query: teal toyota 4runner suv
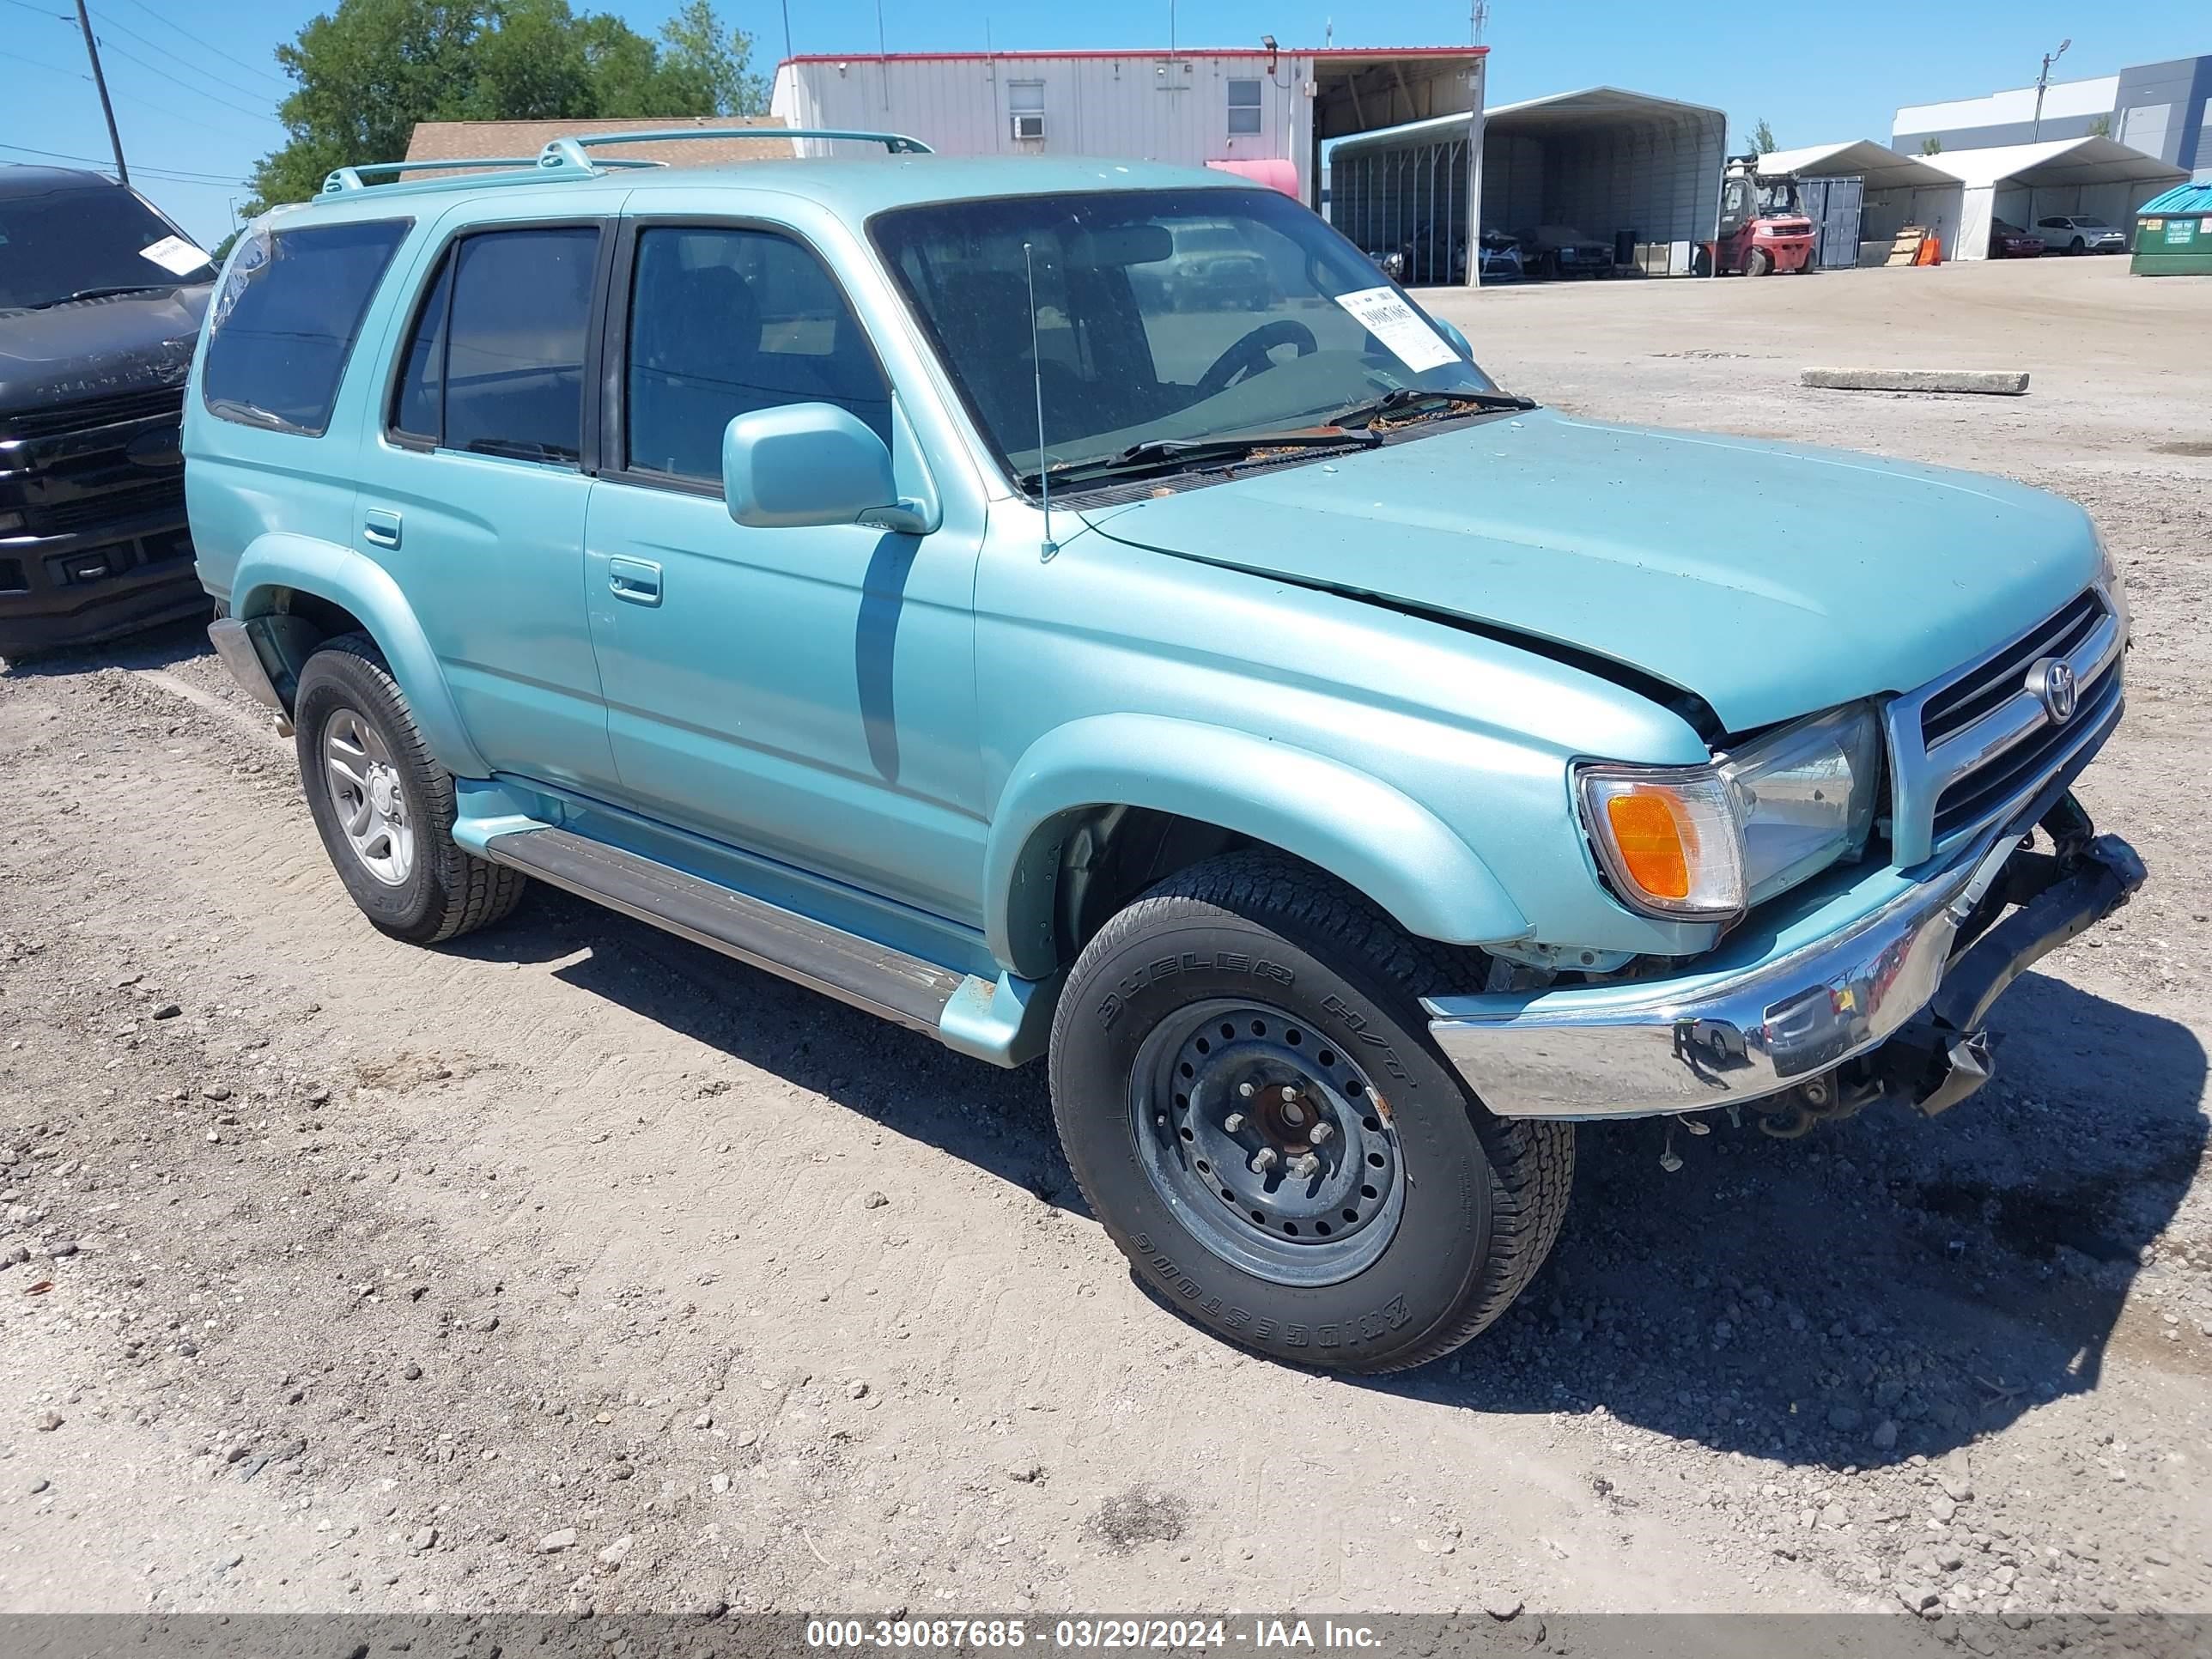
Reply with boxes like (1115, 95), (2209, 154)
(185, 131), (2142, 1373)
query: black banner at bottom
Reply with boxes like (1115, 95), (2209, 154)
(0, 1613), (2203, 1659)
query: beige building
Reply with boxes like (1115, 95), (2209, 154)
(402, 114), (789, 177)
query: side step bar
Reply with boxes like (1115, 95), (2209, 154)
(477, 824), (1054, 1065)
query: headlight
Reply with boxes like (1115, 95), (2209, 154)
(1718, 702), (1881, 905)
(1577, 702), (1881, 921)
(2094, 528), (2129, 635)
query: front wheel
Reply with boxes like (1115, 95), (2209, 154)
(1746, 246), (1774, 276)
(1048, 852), (1574, 1373)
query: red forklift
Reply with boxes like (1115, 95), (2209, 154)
(1696, 155), (1818, 276)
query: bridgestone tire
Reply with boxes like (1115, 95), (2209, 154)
(1048, 851), (1574, 1373)
(294, 632), (527, 945)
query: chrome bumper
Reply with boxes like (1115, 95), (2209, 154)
(1425, 805), (2143, 1121)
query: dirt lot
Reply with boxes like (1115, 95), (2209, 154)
(2, 256), (2207, 1628)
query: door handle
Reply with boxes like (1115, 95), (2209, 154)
(607, 556), (663, 606)
(362, 507), (402, 550)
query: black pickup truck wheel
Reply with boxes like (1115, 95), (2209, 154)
(294, 632), (526, 945)
(1049, 850), (1574, 1373)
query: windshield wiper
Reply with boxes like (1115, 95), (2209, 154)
(24, 283), (178, 310)
(1018, 427), (1380, 490)
(1329, 386), (1537, 429)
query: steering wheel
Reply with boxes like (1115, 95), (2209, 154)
(1193, 320), (1317, 401)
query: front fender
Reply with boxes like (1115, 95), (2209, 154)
(985, 714), (1528, 976)
(230, 532), (489, 778)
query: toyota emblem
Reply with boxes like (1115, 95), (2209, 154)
(2026, 657), (2077, 725)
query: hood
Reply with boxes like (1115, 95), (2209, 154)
(0, 284), (211, 416)
(1082, 409), (2101, 733)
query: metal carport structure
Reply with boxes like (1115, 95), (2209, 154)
(1328, 86), (1727, 285)
(1920, 137), (2186, 262)
(1760, 140), (1961, 266)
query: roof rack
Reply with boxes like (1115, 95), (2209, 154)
(319, 156), (551, 196)
(538, 126), (933, 168)
(318, 126), (932, 199)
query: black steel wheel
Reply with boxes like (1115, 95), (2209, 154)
(1049, 851), (1575, 1373)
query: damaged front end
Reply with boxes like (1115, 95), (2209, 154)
(1423, 793), (2144, 1128)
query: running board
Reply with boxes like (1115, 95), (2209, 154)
(477, 824), (1054, 1066)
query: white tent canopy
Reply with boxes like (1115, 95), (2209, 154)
(1760, 140), (1952, 193)
(1759, 139), (1963, 263)
(1919, 137), (2185, 259)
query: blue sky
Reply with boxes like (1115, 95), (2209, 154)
(2, 0), (2203, 246)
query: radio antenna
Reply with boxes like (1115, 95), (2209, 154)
(1023, 240), (1057, 559)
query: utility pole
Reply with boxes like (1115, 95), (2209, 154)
(779, 0), (791, 62)
(2032, 38), (2071, 142)
(73, 0), (127, 185)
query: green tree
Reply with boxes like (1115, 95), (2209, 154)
(1749, 117), (1778, 154)
(248, 0), (481, 211)
(1919, 135), (1943, 155)
(246, 0), (766, 214)
(470, 0), (597, 120)
(2087, 112), (2112, 138)
(650, 0), (768, 116)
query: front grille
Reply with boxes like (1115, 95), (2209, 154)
(0, 386), (183, 445)
(1931, 666), (2121, 842)
(1901, 586), (2121, 852)
(0, 384), (186, 544)
(1921, 589), (2105, 747)
(30, 477), (182, 535)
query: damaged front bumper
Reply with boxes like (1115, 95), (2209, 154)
(1423, 796), (2143, 1121)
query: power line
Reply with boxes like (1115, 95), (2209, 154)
(2, 45), (92, 81)
(106, 0), (289, 90)
(0, 139), (243, 185)
(86, 5), (283, 104)
(95, 37), (283, 125)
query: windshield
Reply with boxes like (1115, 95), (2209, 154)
(871, 188), (1502, 485)
(0, 177), (214, 310)
(1756, 181), (1802, 216)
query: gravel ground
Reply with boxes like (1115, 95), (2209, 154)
(1, 255), (2206, 1633)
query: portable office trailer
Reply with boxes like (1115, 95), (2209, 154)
(769, 47), (1486, 216)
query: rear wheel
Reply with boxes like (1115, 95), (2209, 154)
(1747, 246), (1774, 276)
(1048, 851), (1574, 1373)
(294, 632), (527, 945)
(2069, 237), (2086, 255)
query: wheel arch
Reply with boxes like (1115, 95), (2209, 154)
(984, 714), (1527, 979)
(228, 532), (489, 777)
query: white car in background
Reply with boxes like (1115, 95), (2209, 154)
(2035, 215), (2129, 255)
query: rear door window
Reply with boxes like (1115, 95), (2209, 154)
(441, 227), (599, 465)
(200, 219), (411, 436)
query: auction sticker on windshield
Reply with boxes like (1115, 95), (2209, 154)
(1333, 286), (1456, 374)
(139, 235), (209, 276)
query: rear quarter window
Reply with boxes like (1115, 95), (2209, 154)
(200, 218), (411, 437)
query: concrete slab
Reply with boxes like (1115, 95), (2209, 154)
(1800, 368), (2031, 395)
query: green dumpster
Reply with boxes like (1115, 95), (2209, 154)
(2133, 182), (2212, 276)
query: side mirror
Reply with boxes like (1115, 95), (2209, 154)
(721, 403), (930, 534)
(1433, 318), (1473, 358)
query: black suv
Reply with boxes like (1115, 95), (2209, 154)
(0, 166), (217, 658)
